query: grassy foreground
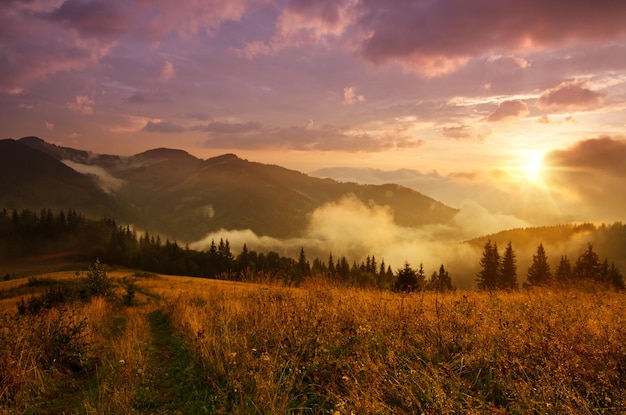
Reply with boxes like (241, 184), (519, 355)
(1, 271), (625, 414)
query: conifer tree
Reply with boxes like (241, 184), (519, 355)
(395, 262), (418, 292)
(554, 255), (572, 284)
(527, 243), (551, 286)
(416, 263), (426, 291)
(327, 253), (336, 277)
(428, 264), (454, 291)
(297, 247), (310, 280)
(573, 244), (601, 281)
(607, 262), (625, 290)
(476, 240), (500, 290)
(500, 241), (518, 289)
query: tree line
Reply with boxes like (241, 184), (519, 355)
(476, 240), (624, 290)
(1, 208), (624, 291)
(103, 226), (454, 291)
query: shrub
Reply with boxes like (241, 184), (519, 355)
(83, 259), (113, 298)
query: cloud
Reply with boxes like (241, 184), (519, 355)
(62, 159), (126, 194)
(274, 0), (356, 47)
(343, 86), (365, 105)
(66, 95), (95, 115)
(0, 2), (116, 92)
(156, 61), (175, 82)
(127, 90), (171, 104)
(538, 80), (605, 111)
(487, 100), (529, 122)
(186, 112), (212, 121)
(194, 121), (263, 134)
(0, 0), (262, 92)
(441, 125), (490, 141)
(142, 120), (186, 133)
(47, 0), (132, 38)
(543, 136), (626, 222)
(546, 136), (626, 177)
(234, 0), (356, 59)
(353, 1), (626, 77)
(201, 123), (424, 152)
(189, 195), (534, 289)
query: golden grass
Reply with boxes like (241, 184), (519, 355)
(1, 272), (625, 414)
(160, 277), (626, 414)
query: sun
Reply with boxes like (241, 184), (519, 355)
(522, 151), (545, 181)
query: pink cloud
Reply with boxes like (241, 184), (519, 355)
(201, 122), (423, 152)
(538, 80), (605, 111)
(236, 0), (356, 57)
(132, 0), (266, 41)
(487, 100), (529, 122)
(343, 86), (365, 105)
(442, 125), (490, 141)
(274, 0), (356, 47)
(143, 120), (186, 133)
(156, 61), (176, 83)
(66, 95), (96, 115)
(354, 1), (626, 76)
(0, 0), (262, 92)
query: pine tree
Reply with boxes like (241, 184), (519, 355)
(476, 240), (500, 290)
(297, 247), (310, 280)
(327, 253), (336, 277)
(395, 262), (418, 292)
(573, 244), (601, 281)
(429, 264), (454, 291)
(554, 255), (572, 284)
(500, 242), (518, 289)
(607, 262), (625, 290)
(416, 263), (426, 291)
(527, 243), (551, 286)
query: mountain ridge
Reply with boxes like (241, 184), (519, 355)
(1, 137), (458, 242)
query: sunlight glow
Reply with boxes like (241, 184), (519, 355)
(522, 151), (545, 181)
(518, 151), (545, 184)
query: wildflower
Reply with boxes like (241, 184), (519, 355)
(119, 359), (126, 365)
(196, 328), (205, 339)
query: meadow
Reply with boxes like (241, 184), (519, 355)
(1, 267), (625, 414)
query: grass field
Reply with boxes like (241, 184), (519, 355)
(1, 267), (625, 414)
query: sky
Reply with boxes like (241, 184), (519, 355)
(2, 0), (626, 230)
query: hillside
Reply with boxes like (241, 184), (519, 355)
(467, 222), (626, 274)
(0, 139), (121, 218)
(1, 270), (624, 413)
(0, 137), (458, 242)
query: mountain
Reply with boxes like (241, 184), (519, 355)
(1, 137), (458, 242)
(0, 139), (121, 217)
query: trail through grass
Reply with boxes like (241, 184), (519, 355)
(3, 272), (626, 414)
(131, 308), (216, 414)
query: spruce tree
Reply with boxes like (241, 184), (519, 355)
(573, 244), (601, 281)
(554, 255), (572, 284)
(429, 264), (454, 291)
(395, 262), (418, 292)
(527, 243), (551, 286)
(607, 262), (625, 290)
(500, 241), (518, 289)
(476, 240), (500, 290)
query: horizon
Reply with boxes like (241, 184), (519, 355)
(1, 1), (626, 231)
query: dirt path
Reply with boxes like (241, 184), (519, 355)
(132, 308), (216, 414)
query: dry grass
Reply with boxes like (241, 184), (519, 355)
(162, 277), (626, 414)
(1, 272), (625, 414)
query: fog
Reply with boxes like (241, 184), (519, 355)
(190, 195), (534, 289)
(62, 160), (126, 194)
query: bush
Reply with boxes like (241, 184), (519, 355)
(83, 259), (113, 298)
(34, 309), (88, 372)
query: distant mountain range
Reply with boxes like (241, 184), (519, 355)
(0, 137), (458, 242)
